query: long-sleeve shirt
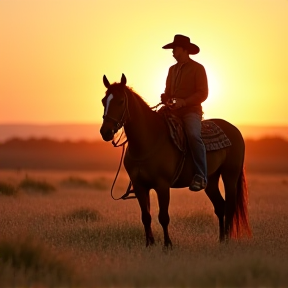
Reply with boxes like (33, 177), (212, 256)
(164, 58), (208, 116)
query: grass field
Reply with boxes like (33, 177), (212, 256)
(0, 170), (288, 287)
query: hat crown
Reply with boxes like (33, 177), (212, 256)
(173, 34), (191, 47)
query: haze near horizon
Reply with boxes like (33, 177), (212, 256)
(0, 123), (287, 142)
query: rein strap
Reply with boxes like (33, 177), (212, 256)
(110, 141), (136, 201)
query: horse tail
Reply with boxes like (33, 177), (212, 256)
(230, 166), (252, 238)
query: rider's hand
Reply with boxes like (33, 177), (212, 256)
(161, 93), (169, 104)
(169, 98), (186, 109)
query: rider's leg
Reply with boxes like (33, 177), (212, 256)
(182, 112), (207, 191)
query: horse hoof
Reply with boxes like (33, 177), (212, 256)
(146, 238), (155, 247)
(163, 241), (173, 251)
(219, 237), (229, 244)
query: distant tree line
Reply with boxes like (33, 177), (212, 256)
(1, 137), (288, 173)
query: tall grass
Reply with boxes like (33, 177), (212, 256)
(0, 171), (288, 287)
(0, 181), (18, 196)
(60, 175), (109, 190)
(60, 175), (91, 189)
(19, 176), (56, 194)
(63, 207), (103, 222)
(0, 237), (77, 286)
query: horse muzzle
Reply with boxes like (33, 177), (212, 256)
(100, 124), (117, 142)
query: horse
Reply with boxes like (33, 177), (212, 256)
(100, 74), (251, 248)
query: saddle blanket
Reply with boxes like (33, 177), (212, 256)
(159, 108), (232, 152)
(201, 121), (232, 151)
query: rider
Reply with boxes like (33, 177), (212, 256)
(161, 34), (208, 191)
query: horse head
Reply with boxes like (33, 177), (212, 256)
(100, 74), (129, 141)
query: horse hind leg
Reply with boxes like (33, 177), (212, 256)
(221, 168), (239, 241)
(205, 170), (225, 242)
(135, 186), (155, 247)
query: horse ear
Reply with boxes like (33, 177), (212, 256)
(120, 73), (127, 86)
(103, 75), (110, 88)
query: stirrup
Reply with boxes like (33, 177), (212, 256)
(189, 175), (207, 192)
(121, 189), (137, 200)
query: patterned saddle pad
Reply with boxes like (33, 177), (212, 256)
(159, 108), (232, 153)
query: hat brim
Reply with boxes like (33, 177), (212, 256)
(162, 42), (200, 55)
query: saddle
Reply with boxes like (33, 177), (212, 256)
(158, 107), (232, 153)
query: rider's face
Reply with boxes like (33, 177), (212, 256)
(172, 46), (185, 62)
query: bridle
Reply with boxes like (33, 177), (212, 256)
(102, 89), (130, 131)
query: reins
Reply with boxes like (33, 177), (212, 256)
(150, 102), (162, 110)
(108, 90), (136, 200)
(110, 139), (136, 200)
(109, 100), (163, 201)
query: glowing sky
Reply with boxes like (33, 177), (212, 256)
(1, 0), (288, 125)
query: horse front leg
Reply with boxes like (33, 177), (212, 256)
(135, 187), (155, 247)
(156, 187), (172, 248)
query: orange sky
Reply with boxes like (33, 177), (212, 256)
(1, 0), (288, 126)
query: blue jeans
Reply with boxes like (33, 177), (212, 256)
(182, 112), (207, 182)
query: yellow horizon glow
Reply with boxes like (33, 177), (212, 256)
(1, 0), (288, 126)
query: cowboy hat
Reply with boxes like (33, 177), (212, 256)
(162, 34), (200, 55)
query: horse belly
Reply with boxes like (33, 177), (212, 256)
(124, 150), (178, 189)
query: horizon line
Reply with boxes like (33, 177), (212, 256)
(1, 122), (288, 127)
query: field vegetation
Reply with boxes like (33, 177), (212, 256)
(0, 170), (288, 287)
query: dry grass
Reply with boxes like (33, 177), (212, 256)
(18, 175), (56, 194)
(60, 175), (109, 190)
(63, 207), (103, 223)
(0, 170), (288, 287)
(0, 181), (18, 196)
(0, 237), (76, 286)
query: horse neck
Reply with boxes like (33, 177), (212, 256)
(124, 91), (163, 155)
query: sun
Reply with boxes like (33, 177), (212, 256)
(201, 64), (225, 120)
(206, 67), (222, 103)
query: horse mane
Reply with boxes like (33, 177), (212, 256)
(125, 85), (151, 108)
(107, 82), (152, 109)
